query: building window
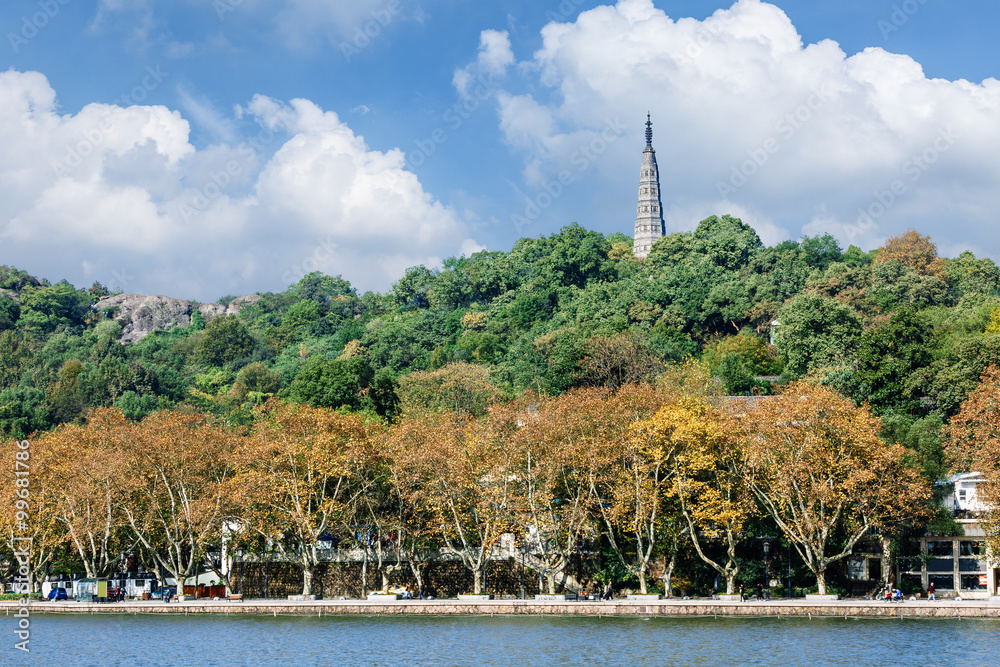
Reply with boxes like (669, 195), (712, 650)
(960, 541), (983, 557)
(927, 541), (953, 557)
(961, 574), (988, 591)
(929, 575), (954, 591)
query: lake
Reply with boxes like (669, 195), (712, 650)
(10, 614), (1000, 666)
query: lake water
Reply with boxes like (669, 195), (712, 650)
(10, 614), (1000, 666)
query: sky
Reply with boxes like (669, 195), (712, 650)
(0, 0), (997, 301)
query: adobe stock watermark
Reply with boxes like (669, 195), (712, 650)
(214, 0), (244, 20)
(179, 125), (276, 223)
(856, 126), (958, 228)
(717, 83), (835, 199)
(8, 0), (71, 54)
(879, 0), (931, 40)
(510, 117), (627, 234)
(406, 72), (499, 170)
(339, 0), (402, 63)
(51, 66), (169, 177)
(12, 439), (32, 653)
(684, 9), (737, 60)
(283, 235), (340, 287)
(107, 267), (136, 294)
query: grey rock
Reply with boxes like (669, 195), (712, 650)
(95, 292), (260, 343)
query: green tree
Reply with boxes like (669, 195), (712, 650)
(288, 355), (382, 412)
(854, 307), (936, 414)
(18, 281), (94, 333)
(776, 293), (863, 378)
(194, 315), (255, 367)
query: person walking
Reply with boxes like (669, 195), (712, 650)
(739, 583), (747, 602)
(602, 582), (613, 601)
(928, 582), (936, 601)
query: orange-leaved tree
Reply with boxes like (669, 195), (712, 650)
(738, 382), (928, 595)
(502, 389), (606, 594)
(117, 409), (237, 599)
(42, 409), (132, 578)
(0, 435), (65, 593)
(589, 383), (670, 594)
(945, 365), (1000, 554)
(237, 400), (374, 596)
(399, 410), (515, 594)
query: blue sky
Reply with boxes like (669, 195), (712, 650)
(0, 0), (997, 300)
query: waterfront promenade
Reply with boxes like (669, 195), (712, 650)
(7, 597), (1000, 619)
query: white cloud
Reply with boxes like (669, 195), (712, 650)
(474, 0), (1000, 256)
(454, 30), (514, 98)
(0, 71), (480, 300)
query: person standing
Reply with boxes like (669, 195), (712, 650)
(739, 583), (747, 602)
(928, 582), (936, 601)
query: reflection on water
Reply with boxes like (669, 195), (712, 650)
(13, 614), (1000, 666)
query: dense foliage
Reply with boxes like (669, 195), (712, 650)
(2, 220), (998, 595)
(3, 222), (998, 439)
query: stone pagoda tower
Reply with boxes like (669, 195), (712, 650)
(633, 113), (666, 258)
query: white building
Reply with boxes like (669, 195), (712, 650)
(902, 473), (998, 599)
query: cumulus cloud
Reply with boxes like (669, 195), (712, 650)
(475, 0), (1000, 254)
(0, 70), (480, 300)
(453, 30), (514, 99)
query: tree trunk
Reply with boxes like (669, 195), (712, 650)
(546, 571), (556, 595)
(726, 572), (737, 595)
(361, 558), (368, 597)
(406, 556), (424, 597)
(302, 564), (314, 596)
(638, 563), (648, 594)
(880, 535), (892, 586)
(816, 568), (827, 596)
(472, 568), (483, 594)
(663, 549), (677, 598)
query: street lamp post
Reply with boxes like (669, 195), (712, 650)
(763, 542), (770, 601)
(787, 542), (792, 599)
(520, 545), (525, 600)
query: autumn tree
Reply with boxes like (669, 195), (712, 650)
(396, 362), (502, 417)
(589, 384), (670, 594)
(637, 397), (754, 595)
(737, 382), (930, 594)
(399, 411), (515, 594)
(945, 365), (1000, 554)
(874, 229), (946, 279)
(0, 436), (66, 593)
(117, 409), (237, 599)
(41, 409), (132, 578)
(378, 423), (442, 596)
(501, 390), (606, 594)
(577, 331), (665, 389)
(237, 400), (373, 596)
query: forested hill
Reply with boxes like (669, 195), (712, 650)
(3, 215), (1000, 465)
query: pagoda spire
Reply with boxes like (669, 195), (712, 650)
(633, 113), (665, 258)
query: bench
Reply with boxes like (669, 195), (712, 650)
(227, 594), (244, 602)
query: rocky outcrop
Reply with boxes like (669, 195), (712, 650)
(95, 293), (261, 343)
